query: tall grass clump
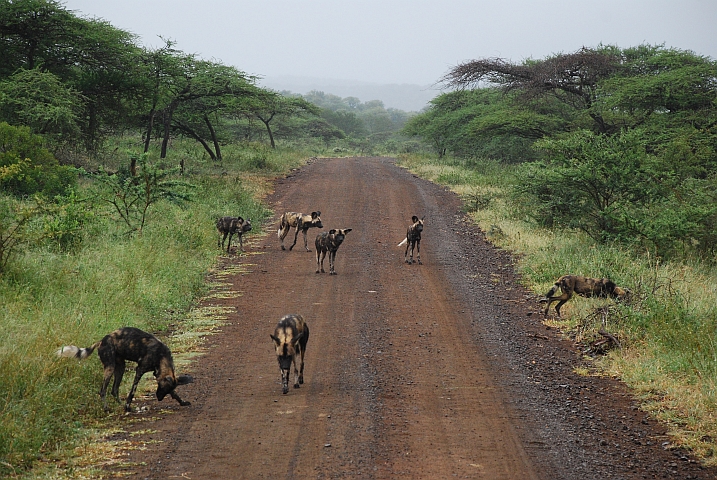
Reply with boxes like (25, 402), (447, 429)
(0, 141), (308, 477)
(398, 152), (717, 465)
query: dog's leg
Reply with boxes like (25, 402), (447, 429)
(238, 233), (244, 252)
(416, 239), (422, 265)
(124, 368), (148, 412)
(279, 222), (288, 250)
(318, 250), (327, 273)
(169, 390), (191, 406)
(405, 241), (411, 264)
(110, 359), (126, 402)
(298, 345), (305, 385)
(227, 231), (234, 253)
(100, 365), (115, 410)
(544, 292), (572, 316)
(329, 249), (337, 275)
(289, 224), (300, 251)
(293, 353), (300, 389)
(302, 228), (311, 251)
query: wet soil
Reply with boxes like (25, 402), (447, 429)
(113, 157), (717, 479)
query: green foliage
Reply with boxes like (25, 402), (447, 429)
(0, 194), (40, 272)
(92, 154), (195, 233)
(407, 44), (717, 262)
(0, 68), (83, 139)
(0, 139), (306, 476)
(0, 122), (77, 197)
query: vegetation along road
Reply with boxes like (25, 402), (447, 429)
(112, 157), (717, 479)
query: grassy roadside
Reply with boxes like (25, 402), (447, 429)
(0, 142), (315, 478)
(397, 153), (717, 464)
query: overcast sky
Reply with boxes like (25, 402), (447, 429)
(62, 0), (717, 87)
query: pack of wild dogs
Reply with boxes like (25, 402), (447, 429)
(55, 210), (424, 408)
(56, 203), (631, 409)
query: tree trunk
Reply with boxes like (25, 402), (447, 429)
(173, 121), (217, 161)
(258, 114), (276, 149)
(204, 115), (222, 161)
(144, 108), (156, 153)
(161, 101), (180, 159)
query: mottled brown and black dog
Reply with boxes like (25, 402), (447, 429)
(315, 228), (352, 275)
(398, 216), (424, 264)
(277, 211), (323, 251)
(540, 275), (630, 317)
(216, 216), (252, 253)
(270, 314), (309, 394)
(57, 327), (193, 412)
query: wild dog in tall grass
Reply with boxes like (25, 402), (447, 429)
(315, 228), (351, 275)
(540, 275), (631, 317)
(278, 211), (323, 251)
(57, 327), (193, 412)
(398, 216), (424, 264)
(270, 314), (309, 394)
(216, 216), (252, 253)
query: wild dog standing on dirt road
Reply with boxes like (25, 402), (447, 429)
(216, 216), (252, 253)
(398, 216), (424, 264)
(540, 274), (631, 317)
(270, 314), (309, 394)
(57, 327), (193, 412)
(315, 228), (352, 275)
(277, 211), (323, 251)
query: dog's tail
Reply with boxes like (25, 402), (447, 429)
(397, 237), (407, 247)
(57, 341), (101, 360)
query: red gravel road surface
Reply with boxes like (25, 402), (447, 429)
(116, 157), (717, 479)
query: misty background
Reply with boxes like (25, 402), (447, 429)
(60, 0), (717, 112)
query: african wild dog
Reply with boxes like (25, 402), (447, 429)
(216, 216), (252, 253)
(278, 211), (323, 251)
(540, 275), (631, 317)
(315, 228), (352, 275)
(270, 314), (309, 394)
(398, 216), (424, 264)
(57, 327), (193, 412)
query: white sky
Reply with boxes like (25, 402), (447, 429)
(61, 0), (717, 86)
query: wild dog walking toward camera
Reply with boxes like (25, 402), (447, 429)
(398, 215), (424, 264)
(315, 228), (352, 275)
(270, 314), (309, 394)
(57, 327), (193, 412)
(277, 211), (323, 251)
(216, 216), (252, 253)
(540, 274), (631, 317)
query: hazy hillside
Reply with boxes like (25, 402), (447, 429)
(259, 76), (441, 112)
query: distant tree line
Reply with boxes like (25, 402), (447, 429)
(404, 45), (717, 260)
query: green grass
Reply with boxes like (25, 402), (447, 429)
(0, 141), (311, 477)
(398, 152), (717, 465)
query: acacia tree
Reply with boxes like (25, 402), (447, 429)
(171, 79), (261, 161)
(244, 92), (320, 148)
(443, 47), (622, 134)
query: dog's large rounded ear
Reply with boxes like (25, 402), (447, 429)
(291, 332), (304, 345)
(312, 211), (320, 218)
(270, 334), (281, 345)
(176, 375), (193, 385)
(344, 229), (352, 233)
(329, 229), (336, 235)
(237, 216), (244, 222)
(412, 215), (419, 223)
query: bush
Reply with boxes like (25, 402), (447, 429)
(0, 122), (77, 197)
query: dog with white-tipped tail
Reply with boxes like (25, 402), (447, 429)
(398, 216), (424, 264)
(57, 327), (193, 412)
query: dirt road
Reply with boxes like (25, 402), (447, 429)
(118, 157), (716, 479)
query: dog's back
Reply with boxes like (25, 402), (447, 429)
(270, 314), (310, 394)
